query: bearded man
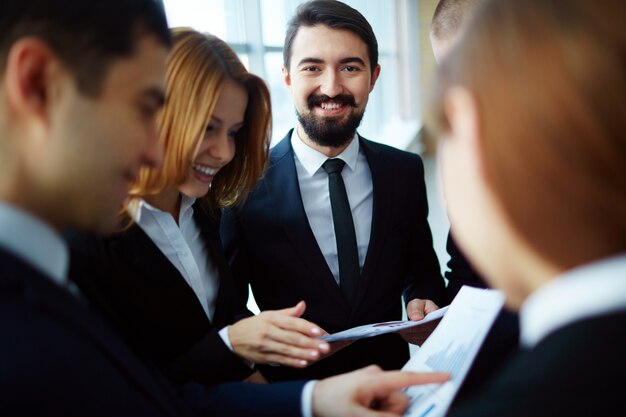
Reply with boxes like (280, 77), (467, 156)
(220, 0), (446, 382)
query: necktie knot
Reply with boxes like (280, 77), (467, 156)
(322, 158), (346, 175)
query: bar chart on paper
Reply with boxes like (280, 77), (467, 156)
(401, 286), (504, 417)
(425, 339), (480, 379)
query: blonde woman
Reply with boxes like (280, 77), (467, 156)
(67, 28), (329, 386)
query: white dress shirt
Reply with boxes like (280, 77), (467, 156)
(520, 253), (626, 348)
(0, 203), (68, 286)
(291, 130), (373, 284)
(134, 195), (219, 322)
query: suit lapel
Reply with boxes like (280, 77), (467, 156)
(0, 250), (180, 415)
(352, 137), (394, 312)
(192, 203), (237, 327)
(118, 224), (210, 325)
(270, 134), (350, 313)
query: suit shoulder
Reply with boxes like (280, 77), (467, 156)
(361, 137), (424, 166)
(268, 132), (293, 160)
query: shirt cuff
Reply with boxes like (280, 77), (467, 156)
(301, 380), (317, 417)
(219, 326), (255, 369)
(218, 326), (233, 351)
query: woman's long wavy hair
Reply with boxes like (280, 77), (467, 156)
(126, 27), (271, 215)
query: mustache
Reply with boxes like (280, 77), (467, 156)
(307, 94), (357, 109)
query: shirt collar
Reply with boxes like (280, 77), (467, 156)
(180, 194), (196, 214)
(0, 203), (69, 286)
(290, 128), (360, 177)
(135, 195), (197, 223)
(520, 253), (626, 348)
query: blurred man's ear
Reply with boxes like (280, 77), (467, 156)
(430, 34), (446, 65)
(282, 66), (291, 90)
(444, 86), (482, 167)
(369, 64), (381, 92)
(4, 38), (63, 126)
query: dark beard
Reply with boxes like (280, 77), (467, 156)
(296, 94), (365, 148)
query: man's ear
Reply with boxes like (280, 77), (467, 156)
(443, 86), (482, 165)
(369, 64), (381, 92)
(4, 38), (62, 125)
(282, 66), (291, 90)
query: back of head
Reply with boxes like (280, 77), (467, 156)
(0, 0), (170, 96)
(132, 28), (271, 210)
(431, 0), (481, 43)
(433, 0), (626, 268)
(283, 0), (378, 72)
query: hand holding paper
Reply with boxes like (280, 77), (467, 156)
(401, 287), (504, 417)
(321, 306), (449, 343)
(406, 298), (440, 321)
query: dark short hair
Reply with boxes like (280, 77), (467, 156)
(283, 0), (378, 72)
(431, 0), (481, 41)
(0, 0), (171, 97)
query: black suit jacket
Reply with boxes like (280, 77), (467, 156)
(220, 132), (447, 381)
(1, 247), (309, 416)
(445, 233), (487, 302)
(0, 248), (185, 416)
(66, 203), (252, 386)
(449, 311), (626, 416)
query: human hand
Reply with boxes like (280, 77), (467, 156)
(312, 365), (449, 417)
(319, 339), (354, 360)
(398, 318), (442, 346)
(228, 301), (330, 367)
(406, 298), (439, 321)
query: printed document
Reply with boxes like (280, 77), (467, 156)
(402, 286), (505, 417)
(321, 306), (449, 343)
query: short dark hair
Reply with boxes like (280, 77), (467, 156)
(431, 0), (481, 41)
(283, 0), (378, 72)
(0, 0), (171, 97)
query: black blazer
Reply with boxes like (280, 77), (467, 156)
(449, 311), (626, 416)
(0, 248), (184, 416)
(445, 233), (487, 302)
(0, 244), (311, 417)
(220, 132), (447, 381)
(66, 203), (252, 386)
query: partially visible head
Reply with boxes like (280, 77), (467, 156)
(0, 0), (170, 97)
(430, 0), (481, 63)
(0, 0), (170, 233)
(432, 0), (626, 307)
(282, 1), (380, 151)
(130, 28), (271, 209)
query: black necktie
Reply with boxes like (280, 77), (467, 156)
(322, 158), (359, 306)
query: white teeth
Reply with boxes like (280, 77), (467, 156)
(320, 102), (342, 110)
(193, 164), (218, 175)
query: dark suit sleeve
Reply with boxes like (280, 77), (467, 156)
(445, 233), (488, 303)
(403, 155), (447, 307)
(163, 327), (253, 385)
(65, 229), (253, 386)
(179, 380), (307, 417)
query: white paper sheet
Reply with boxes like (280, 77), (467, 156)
(402, 286), (505, 417)
(320, 305), (449, 342)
